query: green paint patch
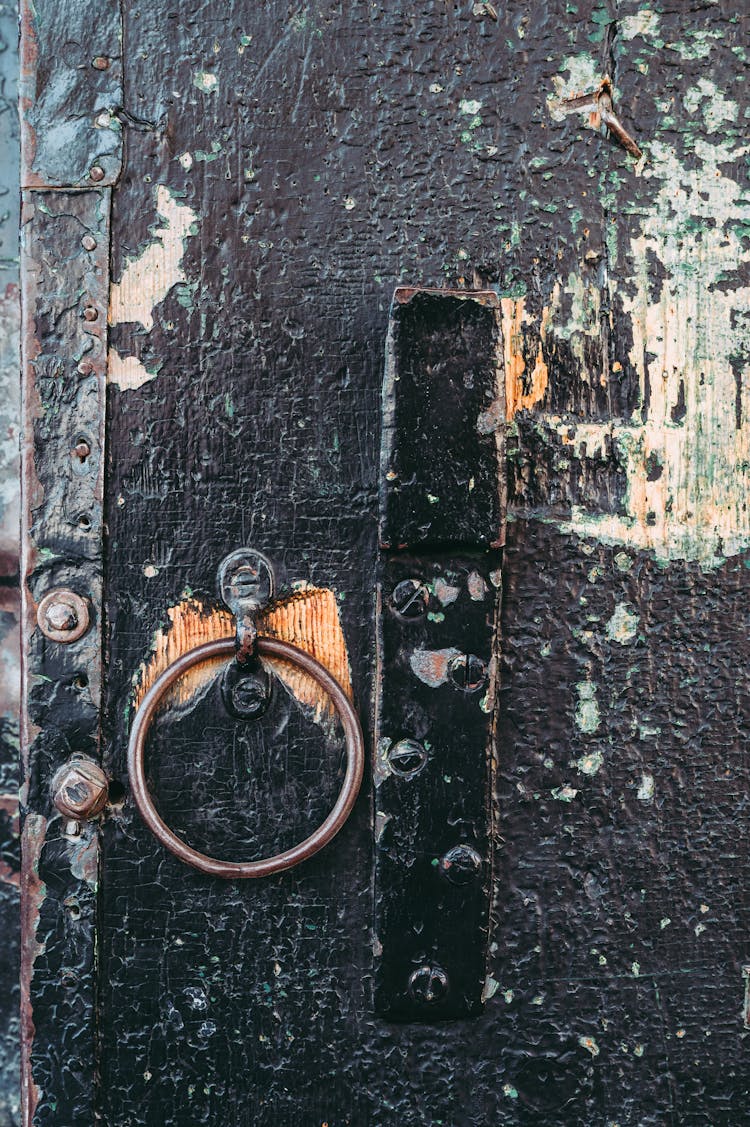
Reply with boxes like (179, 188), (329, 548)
(636, 773), (655, 802)
(502, 1084), (519, 1099)
(194, 141), (223, 163)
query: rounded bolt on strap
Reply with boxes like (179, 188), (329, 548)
(390, 578), (429, 620)
(127, 637), (364, 878)
(386, 738), (428, 779)
(438, 844), (483, 886)
(37, 589), (90, 643)
(408, 965), (449, 1005)
(448, 652), (487, 692)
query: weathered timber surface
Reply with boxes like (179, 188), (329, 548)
(15, 0), (750, 1124)
(19, 0), (122, 188)
(20, 189), (110, 1126)
(0, 3), (20, 1123)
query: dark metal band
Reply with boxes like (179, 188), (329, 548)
(127, 637), (364, 878)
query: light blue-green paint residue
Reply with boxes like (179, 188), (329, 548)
(193, 70), (218, 94)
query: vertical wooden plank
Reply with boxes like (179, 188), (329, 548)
(0, 2), (20, 1121)
(19, 188), (110, 1126)
(19, 1), (122, 1119)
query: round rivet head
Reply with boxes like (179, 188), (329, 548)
(439, 844), (483, 886)
(408, 965), (449, 1005)
(52, 757), (109, 820)
(80, 234), (97, 251)
(77, 359), (95, 375)
(448, 653), (488, 692)
(391, 578), (428, 620)
(37, 589), (90, 643)
(387, 738), (428, 779)
(91, 56), (110, 70)
(89, 165), (105, 182)
(82, 305), (99, 322)
(221, 662), (271, 720)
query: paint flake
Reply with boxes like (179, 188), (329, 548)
(109, 186), (198, 333)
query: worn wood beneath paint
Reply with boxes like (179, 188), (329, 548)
(17, 0), (750, 1124)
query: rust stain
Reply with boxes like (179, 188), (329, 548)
(134, 586), (353, 721)
(501, 297), (549, 419)
(20, 813), (47, 1127)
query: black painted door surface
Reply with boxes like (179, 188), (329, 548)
(19, 2), (750, 1126)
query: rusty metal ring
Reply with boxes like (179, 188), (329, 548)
(127, 638), (364, 878)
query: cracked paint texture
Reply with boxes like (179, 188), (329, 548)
(17, 0), (750, 1124)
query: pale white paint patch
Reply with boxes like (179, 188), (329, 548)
(178, 151), (193, 170)
(193, 70), (218, 94)
(482, 976), (499, 1001)
(606, 603), (639, 644)
(575, 681), (601, 733)
(551, 784), (578, 802)
(637, 773), (655, 802)
(551, 82), (750, 566)
(620, 10), (661, 39)
(579, 1036), (600, 1057)
(459, 98), (482, 115)
(433, 578), (461, 606)
(576, 749), (603, 776)
(548, 54), (602, 121)
(107, 351), (159, 391)
(109, 186), (198, 333)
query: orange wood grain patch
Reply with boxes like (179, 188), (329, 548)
(133, 587), (353, 722)
(501, 297), (549, 419)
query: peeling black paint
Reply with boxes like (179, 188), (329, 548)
(16, 0), (750, 1123)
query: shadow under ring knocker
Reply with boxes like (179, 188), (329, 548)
(126, 550), (364, 878)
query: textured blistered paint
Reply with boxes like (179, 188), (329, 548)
(533, 76), (750, 566)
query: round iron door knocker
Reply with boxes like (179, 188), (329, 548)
(127, 637), (364, 878)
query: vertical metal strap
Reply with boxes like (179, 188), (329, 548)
(19, 2), (122, 1122)
(374, 288), (505, 1020)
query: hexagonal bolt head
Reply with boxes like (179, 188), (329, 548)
(408, 965), (449, 1005)
(37, 589), (90, 643)
(52, 758), (109, 821)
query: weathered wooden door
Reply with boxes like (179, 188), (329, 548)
(19, 2), (750, 1124)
